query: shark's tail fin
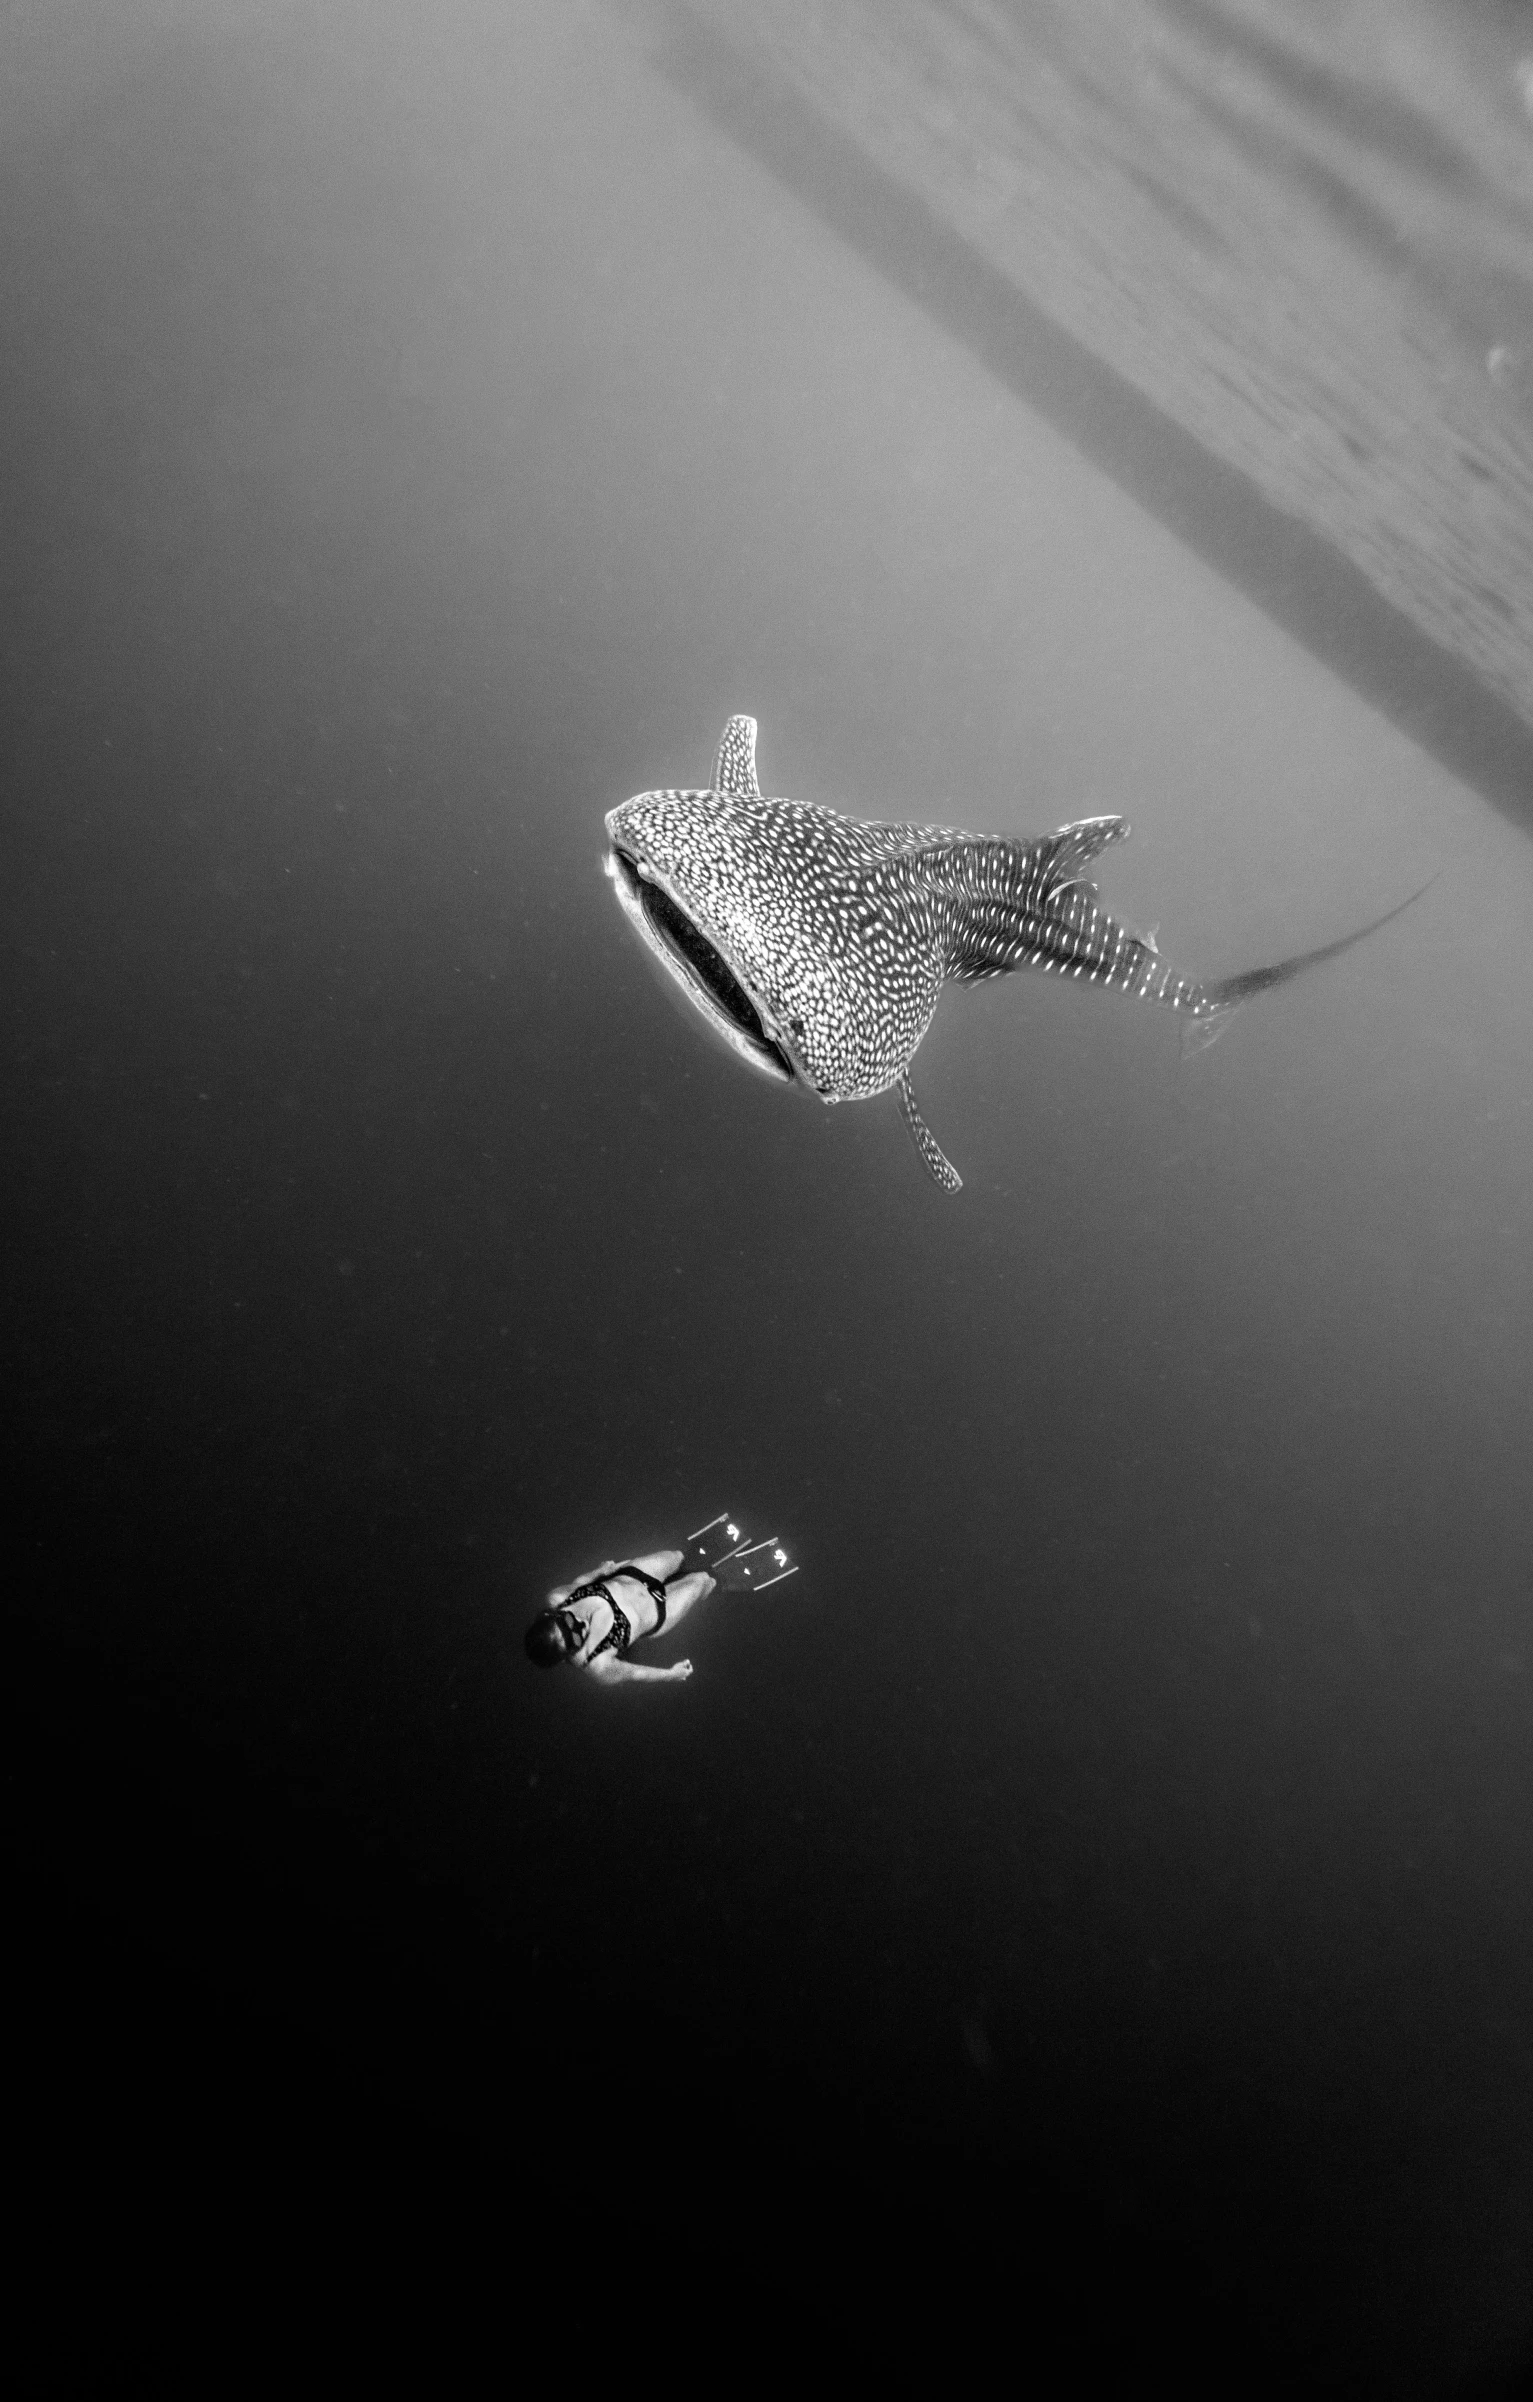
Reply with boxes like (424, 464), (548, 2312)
(1179, 877), (1436, 1056)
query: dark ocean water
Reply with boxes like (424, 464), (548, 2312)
(8, 4), (1533, 2390)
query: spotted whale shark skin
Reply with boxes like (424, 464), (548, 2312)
(604, 716), (1425, 1192)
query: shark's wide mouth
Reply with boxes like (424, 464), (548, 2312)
(608, 848), (794, 1083)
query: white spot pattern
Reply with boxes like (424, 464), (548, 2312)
(604, 717), (1424, 1188)
(605, 726), (1219, 1112)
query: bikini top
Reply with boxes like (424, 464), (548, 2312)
(560, 1562), (671, 1661)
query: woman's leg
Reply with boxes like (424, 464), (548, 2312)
(629, 1548), (683, 1584)
(656, 1570), (713, 1629)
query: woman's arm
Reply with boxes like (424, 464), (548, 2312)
(585, 1655), (693, 1686)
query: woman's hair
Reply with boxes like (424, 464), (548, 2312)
(524, 1610), (571, 1669)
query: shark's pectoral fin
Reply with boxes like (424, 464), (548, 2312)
(713, 715), (762, 801)
(898, 1072), (962, 1192)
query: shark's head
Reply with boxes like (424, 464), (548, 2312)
(603, 717), (931, 1110)
(604, 784), (806, 1088)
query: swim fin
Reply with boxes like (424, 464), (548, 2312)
(683, 1513), (800, 1592)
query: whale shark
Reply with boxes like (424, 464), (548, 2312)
(605, 715), (1426, 1192)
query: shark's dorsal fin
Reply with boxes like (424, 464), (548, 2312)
(913, 811), (1129, 912)
(713, 715), (761, 801)
(898, 1071), (962, 1193)
(1032, 815), (1130, 894)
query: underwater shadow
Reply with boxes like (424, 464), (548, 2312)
(655, 8), (1533, 839)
